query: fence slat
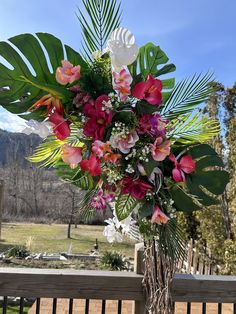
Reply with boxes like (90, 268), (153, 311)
(36, 298), (41, 314)
(101, 300), (106, 314)
(85, 299), (90, 314)
(2, 296), (7, 314)
(117, 300), (122, 314)
(68, 298), (73, 314)
(19, 297), (24, 314)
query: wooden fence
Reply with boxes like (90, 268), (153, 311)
(0, 267), (236, 314)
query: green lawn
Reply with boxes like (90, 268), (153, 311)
(0, 223), (135, 258)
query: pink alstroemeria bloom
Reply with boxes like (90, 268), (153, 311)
(83, 95), (112, 141)
(56, 60), (81, 85)
(169, 154), (196, 183)
(80, 154), (101, 177)
(151, 205), (169, 225)
(121, 176), (152, 200)
(48, 111), (71, 140)
(113, 68), (132, 102)
(110, 130), (139, 154)
(90, 189), (114, 211)
(61, 144), (83, 169)
(150, 137), (171, 161)
(132, 74), (162, 106)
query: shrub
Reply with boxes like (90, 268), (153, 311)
(100, 251), (130, 271)
(7, 245), (30, 259)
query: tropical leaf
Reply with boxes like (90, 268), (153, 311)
(169, 144), (230, 212)
(28, 126), (84, 167)
(129, 42), (176, 102)
(158, 218), (186, 261)
(55, 163), (95, 191)
(0, 33), (88, 118)
(77, 0), (121, 58)
(168, 112), (220, 144)
(115, 193), (137, 221)
(161, 72), (214, 119)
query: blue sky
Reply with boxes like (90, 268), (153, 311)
(0, 0), (235, 131)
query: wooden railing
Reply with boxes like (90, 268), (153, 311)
(1, 268), (236, 313)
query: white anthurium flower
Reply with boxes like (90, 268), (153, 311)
(107, 27), (139, 71)
(103, 217), (123, 243)
(21, 120), (53, 139)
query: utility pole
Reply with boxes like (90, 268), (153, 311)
(0, 180), (4, 240)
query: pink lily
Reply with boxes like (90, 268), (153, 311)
(113, 68), (132, 102)
(48, 111), (71, 140)
(80, 154), (101, 176)
(151, 205), (169, 225)
(132, 74), (162, 106)
(56, 60), (81, 85)
(169, 154), (196, 182)
(150, 137), (171, 161)
(61, 144), (83, 169)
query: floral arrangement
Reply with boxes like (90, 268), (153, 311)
(0, 0), (229, 312)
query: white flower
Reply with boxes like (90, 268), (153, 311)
(103, 218), (123, 243)
(21, 120), (53, 139)
(107, 27), (139, 71)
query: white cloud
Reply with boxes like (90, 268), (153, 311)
(0, 107), (26, 133)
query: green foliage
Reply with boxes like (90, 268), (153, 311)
(129, 42), (176, 102)
(115, 193), (137, 221)
(55, 163), (95, 191)
(0, 33), (87, 118)
(161, 72), (214, 119)
(129, 42), (176, 81)
(101, 251), (129, 270)
(170, 144), (230, 212)
(78, 0), (121, 59)
(7, 245), (30, 258)
(168, 112), (220, 144)
(28, 126), (83, 167)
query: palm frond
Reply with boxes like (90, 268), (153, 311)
(161, 72), (214, 119)
(77, 0), (122, 57)
(167, 112), (220, 144)
(28, 126), (84, 167)
(158, 218), (186, 262)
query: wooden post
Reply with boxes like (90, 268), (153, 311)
(133, 243), (146, 314)
(0, 180), (4, 240)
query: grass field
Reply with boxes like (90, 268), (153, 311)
(0, 223), (135, 258)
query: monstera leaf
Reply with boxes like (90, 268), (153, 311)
(170, 144), (229, 212)
(129, 42), (176, 102)
(0, 33), (88, 119)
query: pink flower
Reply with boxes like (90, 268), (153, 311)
(90, 189), (114, 211)
(56, 60), (81, 85)
(132, 74), (162, 106)
(70, 86), (94, 109)
(61, 144), (82, 169)
(48, 111), (71, 140)
(110, 130), (139, 154)
(151, 205), (169, 225)
(169, 154), (196, 182)
(92, 140), (106, 158)
(83, 95), (112, 141)
(121, 177), (152, 200)
(80, 154), (101, 176)
(138, 113), (168, 137)
(150, 137), (171, 161)
(113, 68), (132, 102)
